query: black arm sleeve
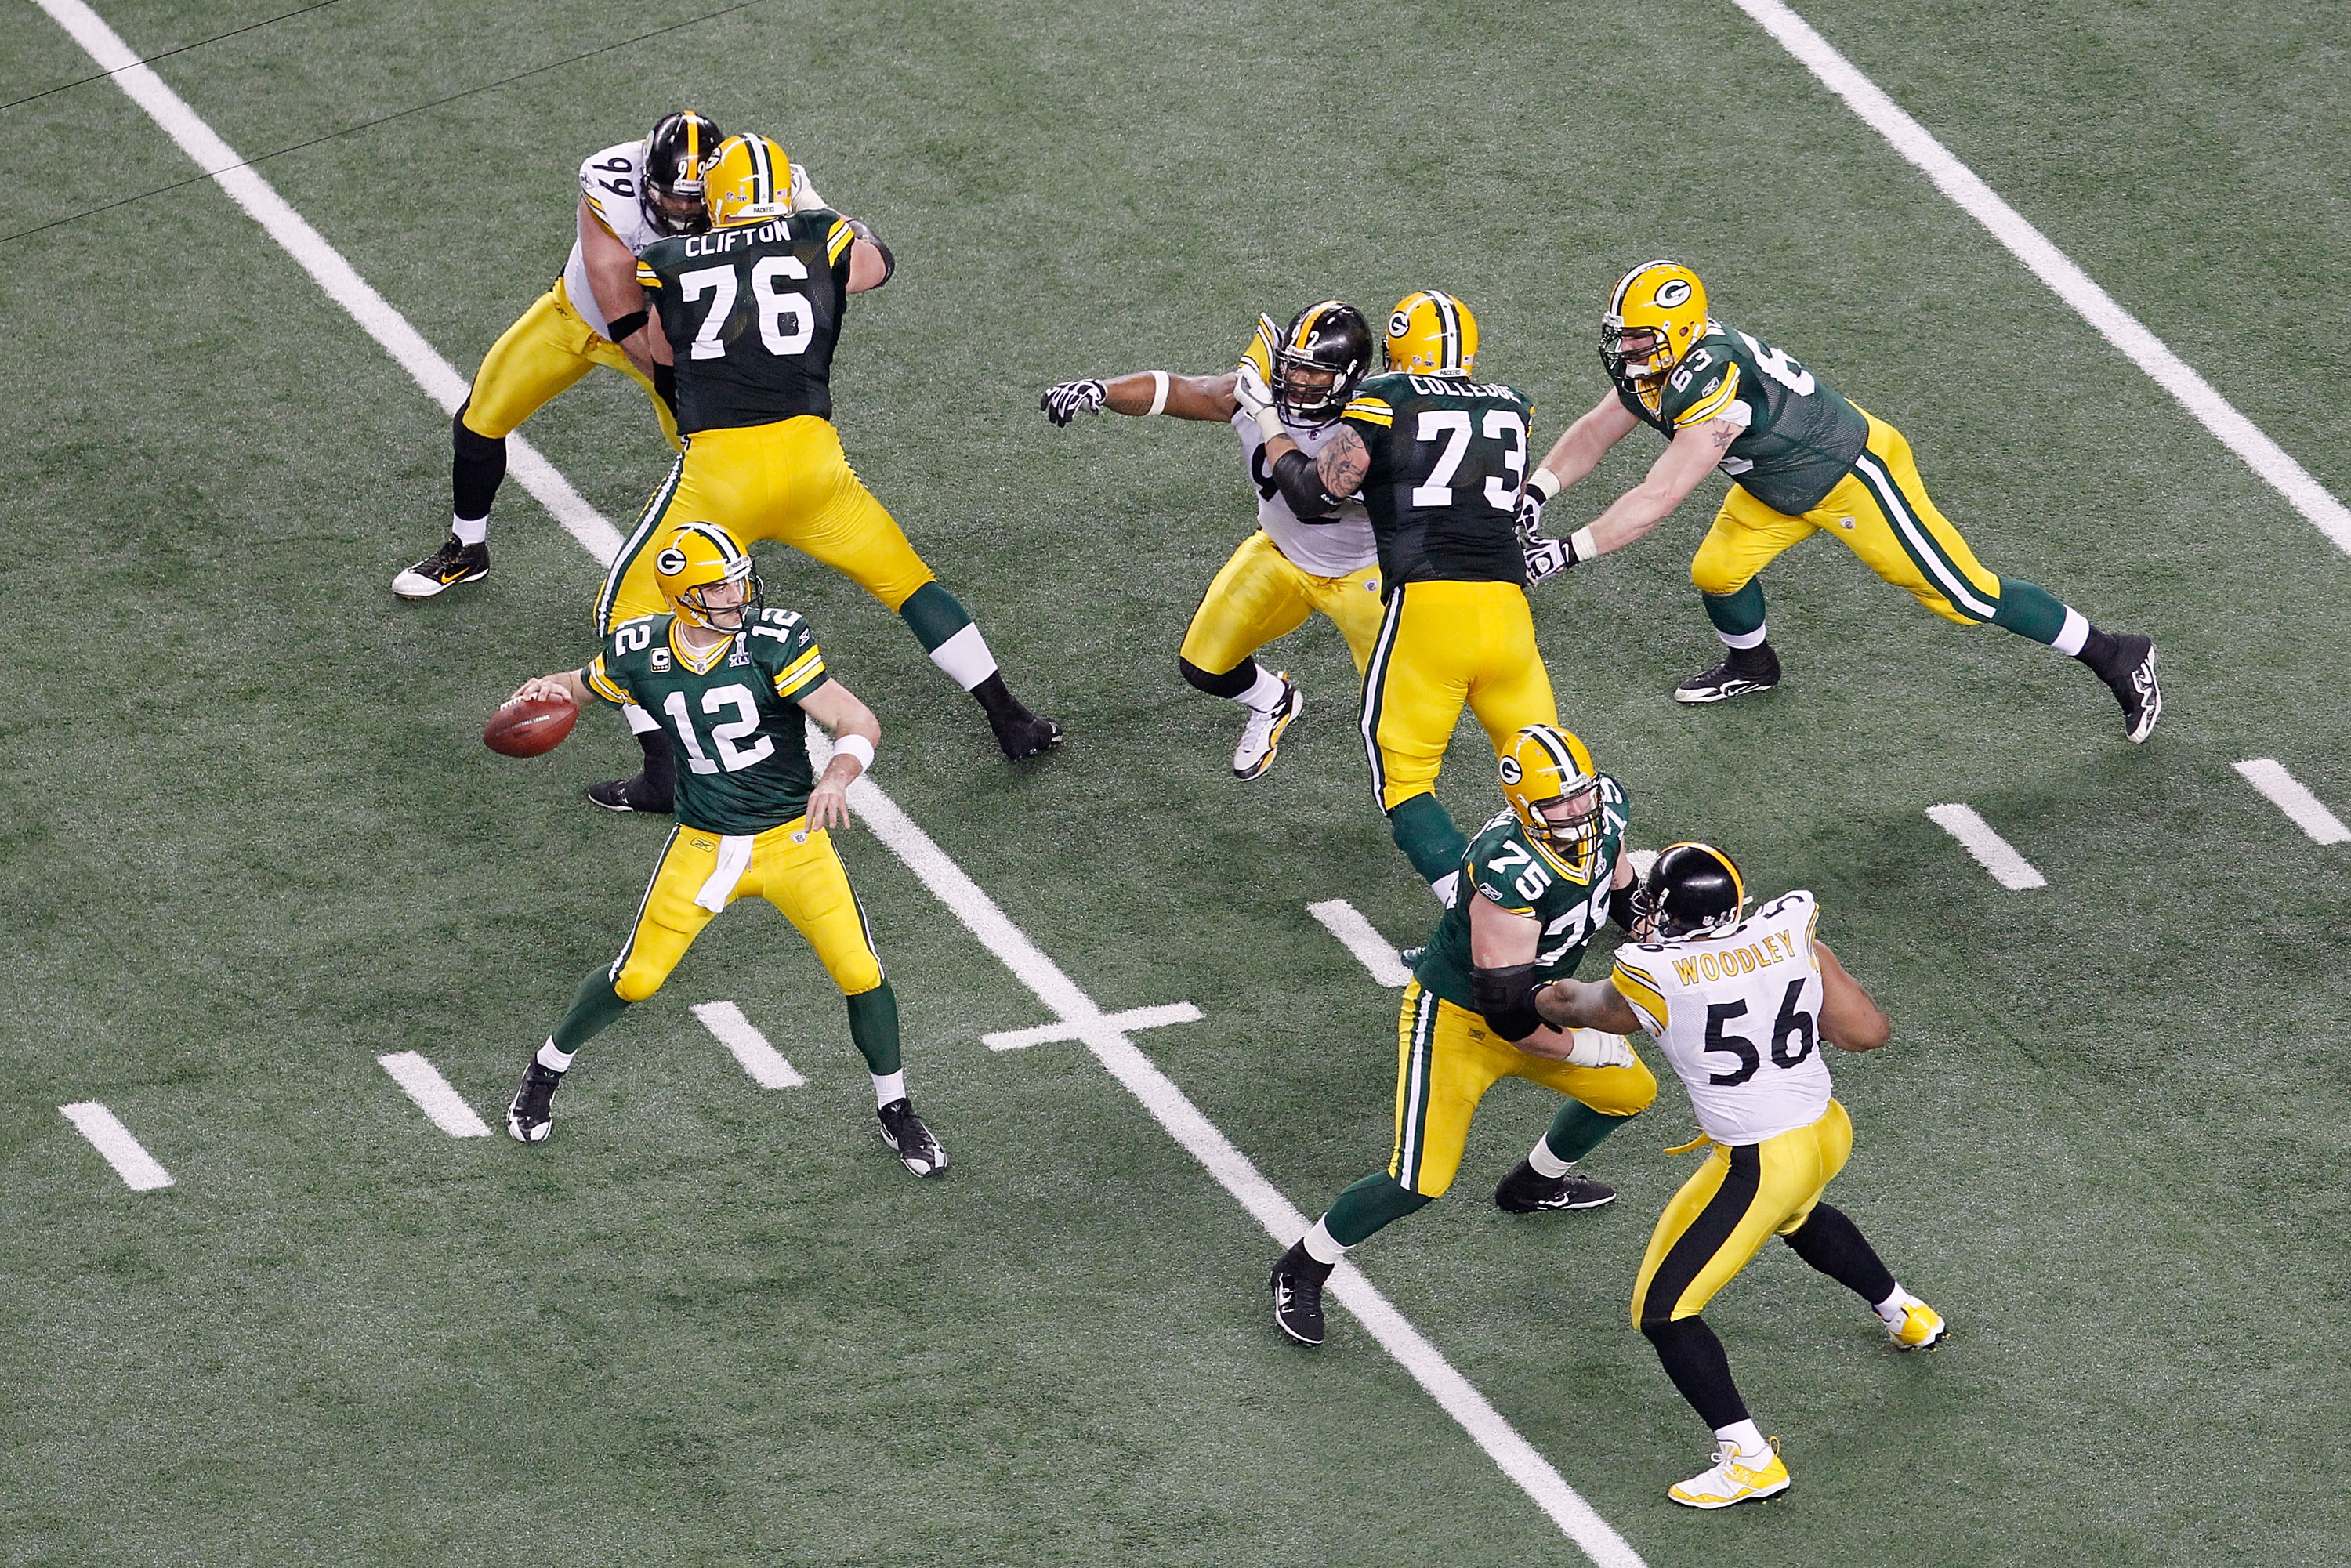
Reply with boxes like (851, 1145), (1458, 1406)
(847, 217), (896, 288)
(1270, 447), (1343, 522)
(1470, 961), (1542, 1043)
(1610, 878), (1650, 934)
(652, 360), (678, 418)
(603, 309), (649, 344)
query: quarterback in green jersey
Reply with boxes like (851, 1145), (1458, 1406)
(500, 520), (946, 1176)
(1521, 261), (2159, 741)
(1243, 292), (1565, 904)
(1268, 726), (1658, 1348)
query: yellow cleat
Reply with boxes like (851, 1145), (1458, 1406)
(1668, 1439), (1790, 1510)
(1890, 1301), (1948, 1350)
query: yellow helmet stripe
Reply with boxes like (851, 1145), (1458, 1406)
(684, 114), (701, 172)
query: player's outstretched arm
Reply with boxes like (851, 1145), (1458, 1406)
(1040, 371), (1237, 425)
(1534, 389), (1641, 495)
(1815, 940), (1892, 1051)
(512, 668), (592, 708)
(1533, 976), (1643, 1037)
(797, 678), (879, 833)
(1467, 892), (1591, 1057)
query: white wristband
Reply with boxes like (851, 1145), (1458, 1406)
(1570, 524), (1600, 562)
(1146, 370), (1170, 416)
(1529, 466), (1563, 503)
(831, 733), (875, 774)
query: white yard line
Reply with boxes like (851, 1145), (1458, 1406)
(1307, 899), (1411, 987)
(2233, 760), (2351, 846)
(377, 1051), (494, 1136)
(58, 1103), (174, 1190)
(44, 9), (1644, 1559)
(1733, 0), (2351, 559)
(982, 1001), (1201, 1052)
(690, 1001), (807, 1088)
(1926, 804), (2048, 890)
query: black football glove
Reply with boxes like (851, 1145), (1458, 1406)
(1040, 378), (1108, 425)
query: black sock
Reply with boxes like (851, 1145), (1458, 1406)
(451, 404), (506, 526)
(1276, 1238), (1334, 1284)
(1782, 1203), (1898, 1304)
(1730, 639), (1776, 672)
(970, 671), (1027, 722)
(2074, 627), (2124, 680)
(1642, 1316), (1749, 1429)
(1179, 655), (1259, 699)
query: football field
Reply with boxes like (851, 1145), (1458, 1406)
(5, 1), (2349, 1563)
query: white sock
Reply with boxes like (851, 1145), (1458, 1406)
(535, 1040), (574, 1073)
(452, 514), (487, 546)
(1301, 1215), (1348, 1266)
(1237, 665), (1288, 712)
(1717, 621), (1768, 650)
(1527, 1135), (1573, 1179)
(1873, 1284), (1925, 1327)
(1429, 870), (1460, 906)
(927, 623), (998, 690)
(871, 1069), (907, 1110)
(2052, 607), (2090, 657)
(1715, 1419), (1770, 1464)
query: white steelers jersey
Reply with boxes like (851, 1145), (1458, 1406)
(1610, 889), (1834, 1146)
(1228, 409), (1378, 580)
(561, 139), (828, 341)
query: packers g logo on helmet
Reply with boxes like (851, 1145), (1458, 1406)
(703, 134), (795, 229)
(1601, 260), (1709, 389)
(1498, 725), (1604, 881)
(1385, 291), (1477, 376)
(655, 520), (763, 632)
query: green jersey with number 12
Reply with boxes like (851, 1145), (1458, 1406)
(1411, 777), (1629, 1012)
(1618, 321), (1870, 516)
(1342, 371), (1532, 590)
(636, 210), (858, 434)
(585, 607), (831, 835)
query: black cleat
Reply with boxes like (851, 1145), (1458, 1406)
(391, 534), (489, 599)
(2104, 634), (2160, 744)
(1270, 1239), (1333, 1346)
(586, 774), (673, 814)
(991, 708), (1063, 761)
(507, 1059), (561, 1143)
(1674, 643), (1780, 704)
(877, 1097), (948, 1176)
(1494, 1159), (1617, 1213)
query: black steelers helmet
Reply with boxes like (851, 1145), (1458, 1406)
(1271, 300), (1372, 427)
(1646, 842), (1747, 940)
(643, 110), (724, 236)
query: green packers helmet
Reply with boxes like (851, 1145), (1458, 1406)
(1645, 842), (1746, 939)
(1602, 260), (1708, 391)
(1385, 291), (1477, 376)
(1498, 725), (1604, 880)
(655, 520), (762, 632)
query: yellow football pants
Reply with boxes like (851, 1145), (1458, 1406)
(1389, 981), (1658, 1199)
(1178, 531), (1386, 675)
(1360, 579), (1558, 812)
(1632, 1099), (1855, 1328)
(1692, 412), (2003, 625)
(597, 417), (938, 632)
(607, 817), (883, 1004)
(462, 277), (681, 451)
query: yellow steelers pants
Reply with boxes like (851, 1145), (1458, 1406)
(1178, 531), (1386, 675)
(1632, 1099), (1855, 1328)
(607, 817), (883, 1003)
(1360, 579), (1558, 812)
(1692, 412), (2003, 625)
(462, 277), (680, 451)
(596, 417), (938, 632)
(1389, 981), (1657, 1199)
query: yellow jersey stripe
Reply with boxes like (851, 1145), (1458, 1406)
(1672, 363), (1741, 428)
(827, 218), (854, 264)
(635, 260), (661, 288)
(1344, 397), (1393, 426)
(585, 659), (630, 704)
(1611, 961), (1669, 1035)
(773, 647), (827, 697)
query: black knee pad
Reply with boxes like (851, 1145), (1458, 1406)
(1179, 655), (1256, 699)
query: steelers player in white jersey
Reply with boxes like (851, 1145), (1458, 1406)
(1534, 843), (1946, 1510)
(390, 111), (831, 599)
(1038, 302), (1384, 780)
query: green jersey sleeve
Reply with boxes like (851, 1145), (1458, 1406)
(585, 617), (663, 705)
(744, 607), (829, 704)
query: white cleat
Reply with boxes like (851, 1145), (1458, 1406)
(1668, 1439), (1790, 1509)
(1233, 673), (1302, 781)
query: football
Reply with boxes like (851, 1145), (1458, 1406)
(483, 691), (578, 758)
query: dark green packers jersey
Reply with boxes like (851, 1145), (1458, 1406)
(1617, 322), (1869, 516)
(1341, 371), (1532, 589)
(584, 607), (832, 835)
(1411, 777), (1629, 1012)
(636, 210), (859, 435)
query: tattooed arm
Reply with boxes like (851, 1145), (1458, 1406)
(1572, 412), (1742, 558)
